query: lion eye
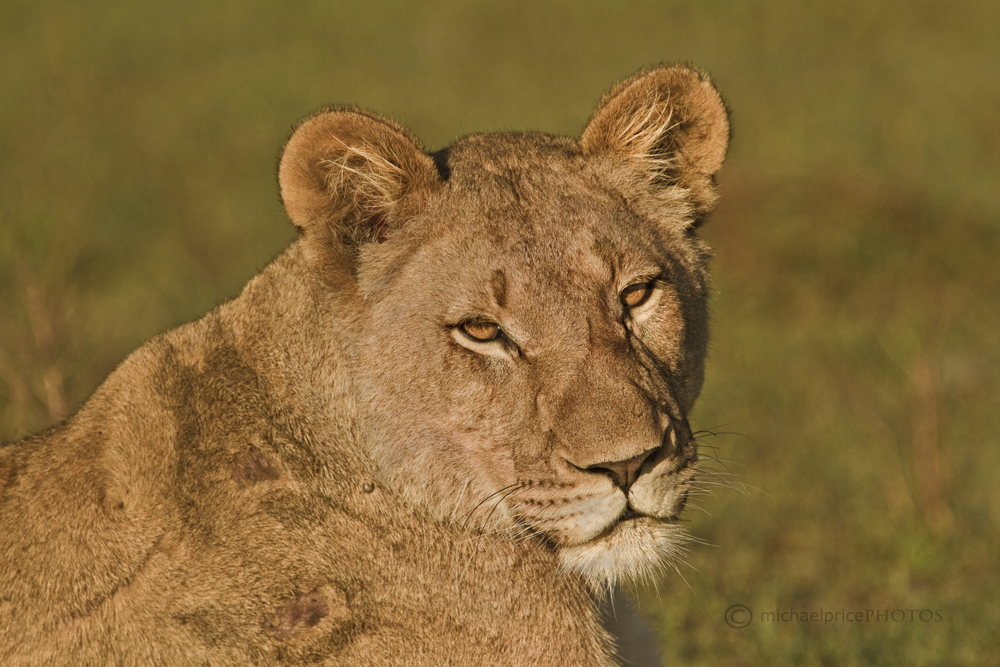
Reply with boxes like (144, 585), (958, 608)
(460, 321), (502, 342)
(621, 282), (653, 308)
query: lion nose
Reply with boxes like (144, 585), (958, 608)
(583, 446), (659, 491)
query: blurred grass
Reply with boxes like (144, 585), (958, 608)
(2, 1), (998, 664)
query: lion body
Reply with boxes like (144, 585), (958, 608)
(1, 247), (611, 664)
(1, 66), (729, 665)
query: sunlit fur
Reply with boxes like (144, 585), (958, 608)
(1, 65), (730, 665)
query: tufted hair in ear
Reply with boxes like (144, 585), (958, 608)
(278, 109), (441, 262)
(580, 66), (730, 220)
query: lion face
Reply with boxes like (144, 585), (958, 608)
(352, 135), (707, 590)
(278, 66), (729, 590)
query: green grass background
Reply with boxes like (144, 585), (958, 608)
(2, 1), (998, 664)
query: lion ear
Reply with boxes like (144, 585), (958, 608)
(580, 66), (730, 218)
(279, 109), (441, 253)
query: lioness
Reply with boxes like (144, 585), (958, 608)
(1, 65), (729, 665)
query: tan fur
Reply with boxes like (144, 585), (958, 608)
(0, 65), (729, 665)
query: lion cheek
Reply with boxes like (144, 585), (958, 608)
(537, 492), (626, 547)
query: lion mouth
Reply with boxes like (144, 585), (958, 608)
(598, 505), (679, 540)
(579, 511), (682, 556)
(557, 510), (691, 591)
(617, 491), (687, 525)
(619, 507), (643, 522)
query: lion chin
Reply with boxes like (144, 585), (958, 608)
(557, 516), (689, 594)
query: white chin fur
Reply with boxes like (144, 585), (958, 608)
(557, 517), (688, 595)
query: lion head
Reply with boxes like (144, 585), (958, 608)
(278, 65), (729, 592)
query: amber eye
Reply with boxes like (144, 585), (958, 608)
(460, 321), (502, 342)
(621, 281), (653, 308)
